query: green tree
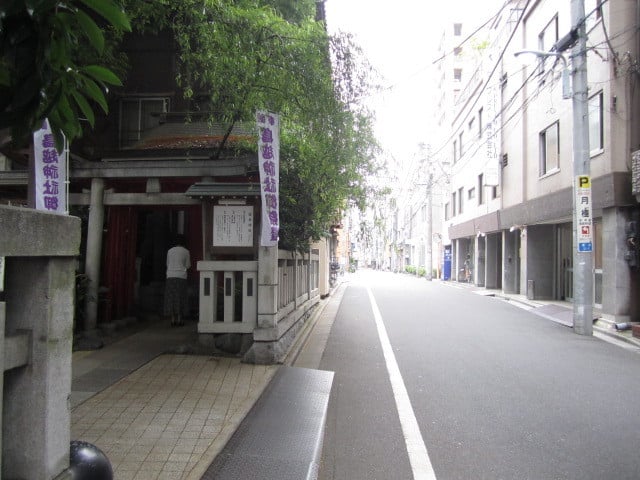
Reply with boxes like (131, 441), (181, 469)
(125, 0), (382, 250)
(0, 0), (131, 151)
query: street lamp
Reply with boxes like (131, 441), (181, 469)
(514, 0), (593, 336)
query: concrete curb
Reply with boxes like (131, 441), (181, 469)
(283, 280), (346, 367)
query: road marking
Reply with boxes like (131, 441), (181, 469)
(367, 286), (437, 480)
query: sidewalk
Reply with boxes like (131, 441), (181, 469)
(70, 282), (344, 480)
(71, 321), (278, 480)
(464, 283), (640, 350)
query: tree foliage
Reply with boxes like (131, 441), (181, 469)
(0, 0), (383, 251)
(0, 0), (131, 151)
(125, 0), (382, 250)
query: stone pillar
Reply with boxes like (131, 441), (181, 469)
(257, 246), (278, 330)
(602, 207), (636, 322)
(83, 178), (104, 344)
(315, 239), (330, 297)
(503, 230), (519, 294)
(475, 235), (486, 287)
(245, 246), (280, 364)
(485, 233), (499, 289)
(1, 205), (80, 480)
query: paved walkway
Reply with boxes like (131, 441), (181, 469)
(70, 280), (345, 480)
(71, 322), (278, 480)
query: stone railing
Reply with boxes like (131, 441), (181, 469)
(196, 248), (320, 364)
(197, 260), (258, 334)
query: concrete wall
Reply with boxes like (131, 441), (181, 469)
(525, 224), (555, 300)
(503, 230), (520, 294)
(602, 207), (639, 322)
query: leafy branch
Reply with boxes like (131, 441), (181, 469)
(0, 0), (131, 151)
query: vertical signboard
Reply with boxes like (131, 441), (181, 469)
(256, 111), (280, 246)
(443, 245), (452, 281)
(576, 175), (593, 252)
(484, 84), (500, 187)
(33, 119), (67, 214)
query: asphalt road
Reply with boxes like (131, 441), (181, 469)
(316, 270), (640, 480)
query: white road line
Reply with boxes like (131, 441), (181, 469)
(367, 286), (437, 480)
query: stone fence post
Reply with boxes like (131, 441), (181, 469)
(0, 205), (80, 479)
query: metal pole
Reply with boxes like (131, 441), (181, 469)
(571, 0), (593, 335)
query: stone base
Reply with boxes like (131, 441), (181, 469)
(243, 305), (315, 364)
(632, 324), (640, 339)
(73, 330), (104, 350)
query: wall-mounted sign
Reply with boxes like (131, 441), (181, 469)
(576, 175), (593, 252)
(0, 256), (4, 292)
(213, 206), (254, 247)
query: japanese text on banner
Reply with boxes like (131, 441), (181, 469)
(33, 119), (67, 214)
(256, 111), (280, 246)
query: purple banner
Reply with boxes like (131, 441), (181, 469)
(33, 119), (67, 214)
(256, 111), (280, 246)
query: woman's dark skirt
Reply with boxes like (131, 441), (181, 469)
(163, 277), (189, 319)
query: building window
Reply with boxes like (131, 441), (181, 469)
(478, 107), (483, 138)
(589, 91), (604, 154)
(468, 117), (475, 132)
(119, 97), (169, 148)
(445, 202), (450, 221)
(540, 121), (560, 175)
(459, 131), (464, 157)
(454, 23), (462, 36)
(478, 173), (485, 205)
(458, 187), (464, 214)
(585, 0), (602, 30)
(454, 68), (462, 82)
(451, 192), (457, 217)
(538, 16), (559, 78)
(454, 47), (462, 57)
(468, 187), (475, 200)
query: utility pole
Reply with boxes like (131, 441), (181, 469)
(425, 171), (433, 281)
(570, 0), (593, 335)
(515, 1), (593, 335)
(418, 144), (434, 281)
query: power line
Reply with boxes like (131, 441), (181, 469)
(431, 0), (511, 66)
(429, 0), (532, 163)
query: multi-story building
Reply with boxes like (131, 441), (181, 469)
(441, 0), (640, 323)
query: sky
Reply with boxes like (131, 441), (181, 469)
(324, 0), (438, 168)
(323, 0), (504, 179)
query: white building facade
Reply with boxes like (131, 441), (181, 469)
(440, 0), (640, 322)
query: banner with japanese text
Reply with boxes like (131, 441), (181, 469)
(33, 119), (67, 214)
(256, 111), (280, 246)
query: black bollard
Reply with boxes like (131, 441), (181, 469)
(69, 440), (113, 480)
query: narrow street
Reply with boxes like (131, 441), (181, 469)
(316, 270), (640, 480)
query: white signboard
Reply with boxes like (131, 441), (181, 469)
(213, 206), (254, 247)
(485, 84), (500, 187)
(0, 256), (4, 292)
(33, 119), (67, 214)
(257, 111), (280, 246)
(576, 175), (593, 252)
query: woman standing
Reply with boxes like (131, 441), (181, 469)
(164, 235), (191, 326)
